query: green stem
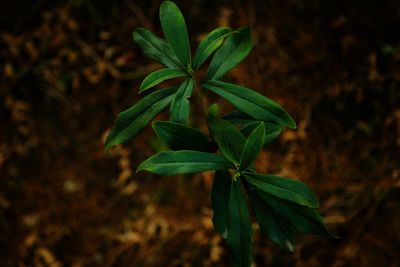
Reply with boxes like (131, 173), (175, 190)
(193, 80), (212, 138)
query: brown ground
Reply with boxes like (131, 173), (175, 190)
(1, 0), (399, 266)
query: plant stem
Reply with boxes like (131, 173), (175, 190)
(193, 80), (212, 138)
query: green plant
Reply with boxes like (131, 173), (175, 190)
(105, 1), (334, 266)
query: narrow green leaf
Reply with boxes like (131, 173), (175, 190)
(170, 79), (195, 124)
(223, 109), (254, 125)
(224, 111), (284, 144)
(203, 80), (297, 129)
(259, 192), (333, 238)
(228, 177), (253, 267)
(209, 119), (246, 164)
(247, 188), (295, 252)
(211, 170), (231, 239)
(105, 87), (177, 149)
(241, 121), (283, 145)
(137, 150), (233, 175)
(205, 27), (253, 80)
(140, 68), (187, 93)
(264, 125), (283, 144)
(152, 121), (213, 152)
(132, 27), (182, 69)
(244, 173), (319, 208)
(192, 27), (233, 70)
(160, 1), (191, 67)
(239, 122), (265, 171)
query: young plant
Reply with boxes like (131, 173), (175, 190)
(105, 1), (334, 266)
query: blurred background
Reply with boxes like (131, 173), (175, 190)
(1, 0), (400, 266)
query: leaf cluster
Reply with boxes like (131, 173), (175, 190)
(105, 2), (334, 266)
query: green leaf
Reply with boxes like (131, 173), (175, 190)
(210, 119), (246, 164)
(247, 188), (295, 252)
(170, 79), (195, 124)
(241, 121), (283, 145)
(203, 80), (297, 129)
(259, 192), (333, 238)
(224, 111), (284, 144)
(244, 173), (319, 208)
(228, 177), (253, 267)
(223, 109), (254, 125)
(139, 68), (187, 93)
(137, 150), (233, 175)
(152, 121), (213, 152)
(132, 27), (182, 69)
(192, 27), (233, 70)
(211, 170), (231, 239)
(105, 87), (177, 149)
(239, 122), (265, 171)
(159, 1), (191, 67)
(205, 27), (253, 80)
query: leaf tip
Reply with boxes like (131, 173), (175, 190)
(326, 229), (340, 239)
(136, 163), (145, 173)
(161, 0), (173, 5)
(131, 28), (138, 38)
(104, 135), (116, 150)
(288, 118), (297, 129)
(131, 27), (143, 41)
(104, 143), (112, 151)
(256, 121), (266, 132)
(151, 120), (160, 129)
(286, 241), (295, 252)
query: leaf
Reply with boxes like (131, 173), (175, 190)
(203, 80), (297, 129)
(228, 177), (253, 267)
(140, 68), (187, 93)
(239, 122), (265, 171)
(159, 1), (191, 67)
(211, 170), (231, 239)
(241, 121), (283, 145)
(170, 79), (195, 124)
(105, 87), (177, 149)
(192, 27), (233, 70)
(132, 27), (182, 69)
(137, 150), (233, 175)
(244, 173), (319, 208)
(259, 192), (333, 238)
(209, 119), (246, 164)
(247, 188), (295, 252)
(223, 109), (254, 125)
(224, 111), (284, 144)
(205, 27), (253, 80)
(152, 121), (213, 152)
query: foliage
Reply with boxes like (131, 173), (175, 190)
(105, 1), (333, 266)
